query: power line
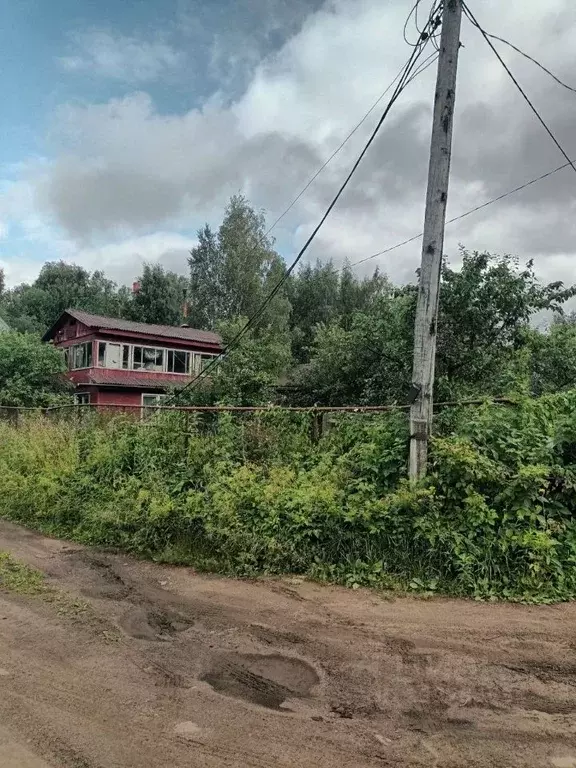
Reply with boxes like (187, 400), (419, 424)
(463, 2), (576, 177)
(263, 60), (419, 238)
(168, 10), (441, 404)
(263, 36), (439, 239)
(351, 160), (572, 267)
(479, 30), (576, 96)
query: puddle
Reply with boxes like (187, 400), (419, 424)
(119, 607), (193, 640)
(201, 652), (319, 710)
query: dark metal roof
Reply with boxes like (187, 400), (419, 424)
(43, 309), (221, 346)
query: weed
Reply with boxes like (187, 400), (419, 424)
(2, 396), (576, 602)
(0, 552), (45, 595)
(0, 550), (91, 617)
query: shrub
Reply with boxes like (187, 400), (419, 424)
(2, 394), (576, 601)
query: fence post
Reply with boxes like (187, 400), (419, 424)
(310, 410), (323, 443)
(183, 411), (190, 457)
(321, 412), (331, 438)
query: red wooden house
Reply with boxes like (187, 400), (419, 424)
(43, 309), (222, 408)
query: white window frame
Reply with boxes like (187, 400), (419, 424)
(191, 352), (217, 374)
(132, 345), (162, 372)
(95, 340), (217, 376)
(166, 348), (191, 375)
(69, 342), (93, 370)
(74, 392), (90, 406)
(141, 393), (168, 410)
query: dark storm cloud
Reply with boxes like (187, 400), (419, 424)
(9, 0), (576, 286)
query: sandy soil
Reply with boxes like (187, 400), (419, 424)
(1, 521), (576, 767)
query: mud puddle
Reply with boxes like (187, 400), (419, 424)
(202, 652), (319, 710)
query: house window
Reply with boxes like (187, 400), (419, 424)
(98, 341), (124, 368)
(70, 342), (93, 370)
(142, 393), (168, 410)
(193, 352), (217, 373)
(134, 346), (164, 371)
(93, 340), (217, 375)
(74, 392), (90, 406)
(167, 349), (190, 374)
(200, 353), (216, 371)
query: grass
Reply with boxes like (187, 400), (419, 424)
(0, 551), (45, 595)
(0, 550), (90, 617)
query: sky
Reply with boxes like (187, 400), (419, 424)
(2, 0), (576, 290)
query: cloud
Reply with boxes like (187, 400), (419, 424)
(36, 91), (322, 241)
(5, 0), (576, 291)
(72, 232), (193, 284)
(58, 30), (185, 82)
(1, 232), (193, 289)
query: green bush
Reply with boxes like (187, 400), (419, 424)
(2, 395), (576, 601)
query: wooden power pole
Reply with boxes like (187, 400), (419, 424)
(409, 0), (463, 482)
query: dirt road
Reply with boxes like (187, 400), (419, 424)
(1, 521), (576, 767)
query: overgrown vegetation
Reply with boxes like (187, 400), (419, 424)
(3, 394), (576, 602)
(0, 331), (71, 407)
(3, 196), (576, 409)
(3, 196), (576, 603)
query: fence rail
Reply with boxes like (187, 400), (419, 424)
(0, 397), (518, 414)
(0, 397), (521, 445)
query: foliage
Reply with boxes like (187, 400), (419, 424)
(128, 263), (188, 326)
(287, 259), (340, 363)
(0, 552), (46, 595)
(0, 331), (71, 407)
(286, 260), (388, 363)
(182, 318), (291, 406)
(528, 317), (576, 395)
(294, 291), (414, 405)
(295, 251), (576, 405)
(1, 262), (129, 333)
(3, 393), (576, 602)
(436, 250), (575, 398)
(189, 195), (291, 338)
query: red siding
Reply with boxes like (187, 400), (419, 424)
(91, 389), (143, 407)
(48, 311), (221, 409)
(69, 368), (192, 388)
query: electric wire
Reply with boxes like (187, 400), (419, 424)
(463, 2), (576, 177)
(263, 8), (440, 239)
(176, 0), (576, 405)
(479, 30), (576, 96)
(167, 8), (441, 404)
(263, 53), (435, 239)
(351, 160), (572, 267)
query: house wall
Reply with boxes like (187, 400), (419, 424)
(48, 312), (221, 408)
(91, 389), (143, 408)
(54, 318), (93, 346)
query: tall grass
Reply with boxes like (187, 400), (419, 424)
(2, 395), (576, 601)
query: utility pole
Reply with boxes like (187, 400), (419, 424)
(409, 0), (462, 482)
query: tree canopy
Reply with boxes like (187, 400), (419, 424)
(295, 250), (576, 406)
(0, 332), (71, 407)
(188, 195), (291, 339)
(1, 197), (576, 409)
(128, 264), (188, 326)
